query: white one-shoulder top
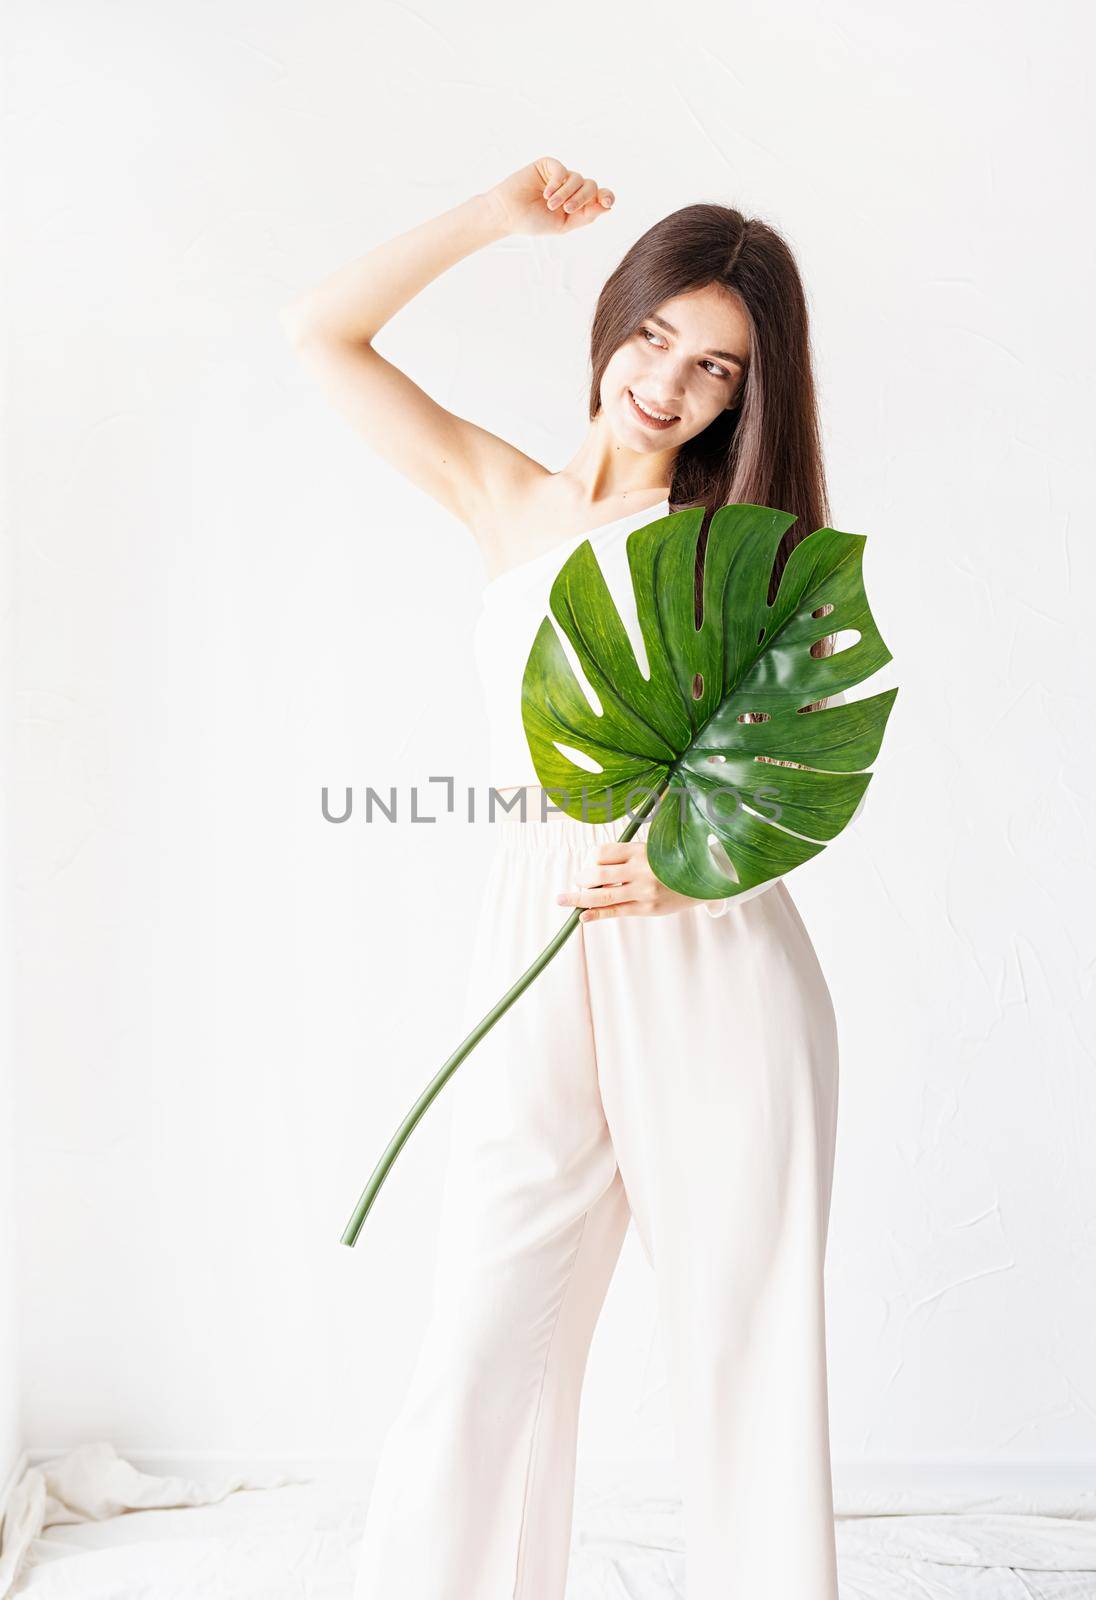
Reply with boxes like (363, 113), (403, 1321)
(471, 495), (864, 915)
(472, 497), (672, 793)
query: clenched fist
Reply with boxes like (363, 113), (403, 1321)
(481, 157), (615, 239)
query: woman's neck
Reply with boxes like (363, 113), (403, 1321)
(557, 416), (675, 506)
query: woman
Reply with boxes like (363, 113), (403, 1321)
(283, 157), (854, 1600)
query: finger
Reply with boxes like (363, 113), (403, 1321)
(572, 864), (624, 889)
(556, 883), (628, 909)
(560, 178), (597, 215)
(537, 156), (568, 195)
(580, 895), (639, 921)
(565, 191), (614, 229)
(584, 878), (669, 918)
(593, 841), (635, 866)
(545, 172), (584, 211)
(574, 860), (632, 888)
(566, 870), (607, 893)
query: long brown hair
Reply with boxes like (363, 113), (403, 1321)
(587, 203), (836, 701)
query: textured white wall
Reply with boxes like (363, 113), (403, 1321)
(1, 224), (21, 1491)
(6, 0), (1094, 1482)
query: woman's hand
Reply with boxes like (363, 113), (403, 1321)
(556, 839), (702, 921)
(482, 157), (615, 238)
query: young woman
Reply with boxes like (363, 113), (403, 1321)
(283, 157), (857, 1600)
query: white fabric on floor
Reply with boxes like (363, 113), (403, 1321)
(1, 1443), (1095, 1598)
(0, 1442), (313, 1598)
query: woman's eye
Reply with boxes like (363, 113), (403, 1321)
(642, 328), (728, 380)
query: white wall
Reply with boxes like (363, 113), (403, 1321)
(6, 0), (1094, 1479)
(1, 169), (23, 1490)
(0, 939), (18, 1497)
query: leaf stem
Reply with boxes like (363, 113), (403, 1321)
(338, 779), (669, 1249)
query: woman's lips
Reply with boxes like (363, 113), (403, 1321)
(628, 388), (678, 430)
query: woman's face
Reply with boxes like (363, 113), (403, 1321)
(599, 284), (751, 457)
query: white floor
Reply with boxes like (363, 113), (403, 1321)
(2, 1445), (1095, 1598)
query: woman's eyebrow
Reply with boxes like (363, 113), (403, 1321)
(649, 312), (745, 368)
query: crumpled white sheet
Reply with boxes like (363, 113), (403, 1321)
(0, 1441), (314, 1598)
(2, 1442), (1096, 1598)
(566, 1479), (1096, 1599)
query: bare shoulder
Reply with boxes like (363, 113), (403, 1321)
(472, 473), (674, 584)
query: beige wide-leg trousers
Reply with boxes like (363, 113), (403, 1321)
(352, 795), (841, 1600)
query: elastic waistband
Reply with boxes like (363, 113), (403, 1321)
(484, 786), (654, 852)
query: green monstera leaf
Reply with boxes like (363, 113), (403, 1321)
(520, 501), (897, 903)
(341, 502), (897, 1249)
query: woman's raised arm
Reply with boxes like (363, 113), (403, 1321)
(280, 193), (518, 532)
(279, 161), (614, 538)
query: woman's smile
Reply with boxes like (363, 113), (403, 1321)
(627, 387), (679, 430)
